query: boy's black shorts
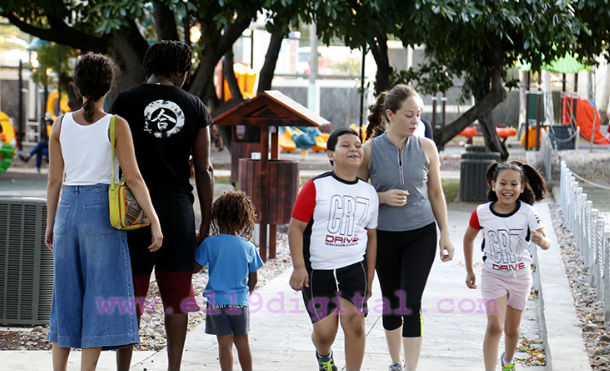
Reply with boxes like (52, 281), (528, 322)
(302, 260), (368, 323)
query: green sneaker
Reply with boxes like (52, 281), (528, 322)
(501, 353), (515, 371)
(316, 351), (338, 371)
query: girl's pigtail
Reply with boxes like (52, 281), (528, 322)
(486, 162), (499, 202)
(518, 162), (546, 204)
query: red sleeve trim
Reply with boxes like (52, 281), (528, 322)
(469, 209), (481, 230)
(291, 179), (316, 222)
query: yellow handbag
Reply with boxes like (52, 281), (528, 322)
(108, 115), (150, 230)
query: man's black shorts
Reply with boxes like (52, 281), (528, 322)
(127, 193), (196, 273)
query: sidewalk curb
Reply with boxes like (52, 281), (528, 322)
(535, 197), (591, 370)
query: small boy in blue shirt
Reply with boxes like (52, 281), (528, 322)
(194, 191), (263, 371)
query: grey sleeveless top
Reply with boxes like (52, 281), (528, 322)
(369, 133), (435, 231)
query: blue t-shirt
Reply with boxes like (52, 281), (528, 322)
(194, 234), (264, 306)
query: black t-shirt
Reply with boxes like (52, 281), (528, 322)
(110, 84), (211, 195)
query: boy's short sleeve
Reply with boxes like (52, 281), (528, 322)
(194, 240), (210, 267)
(248, 241), (264, 272)
(366, 189), (379, 229)
(469, 209), (481, 230)
(291, 179), (316, 222)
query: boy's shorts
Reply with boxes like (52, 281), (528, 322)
(302, 260), (368, 323)
(205, 304), (250, 335)
(481, 269), (532, 311)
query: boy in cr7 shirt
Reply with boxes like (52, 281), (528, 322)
(289, 128), (379, 371)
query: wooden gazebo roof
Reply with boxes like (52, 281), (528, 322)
(213, 90), (329, 127)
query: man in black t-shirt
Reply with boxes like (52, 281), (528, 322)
(111, 40), (214, 371)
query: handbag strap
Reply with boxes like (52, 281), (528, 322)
(109, 115), (117, 186)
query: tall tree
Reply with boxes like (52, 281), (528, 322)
(393, 0), (591, 159)
(0, 0), (263, 106)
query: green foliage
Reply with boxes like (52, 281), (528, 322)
(390, 0), (589, 100)
(30, 42), (76, 86)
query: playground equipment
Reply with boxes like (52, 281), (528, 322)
(0, 111), (16, 175)
(349, 123), (368, 142)
(222, 63), (258, 101)
(46, 91), (70, 121)
(458, 125), (517, 146)
(279, 126), (329, 153)
(521, 126), (547, 149)
(562, 95), (610, 146)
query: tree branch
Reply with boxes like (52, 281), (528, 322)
(218, 17), (252, 56)
(4, 12), (107, 52)
(223, 47), (243, 100)
(258, 30), (284, 93)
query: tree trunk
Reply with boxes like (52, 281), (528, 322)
(478, 110), (508, 159)
(435, 35), (508, 159)
(257, 31), (284, 93)
(189, 18), (251, 102)
(153, 1), (179, 41)
(369, 33), (390, 95)
(223, 48), (243, 100)
(106, 25), (149, 98)
(434, 74), (507, 154)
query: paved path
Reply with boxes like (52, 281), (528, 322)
(0, 203), (552, 371)
(0, 146), (590, 370)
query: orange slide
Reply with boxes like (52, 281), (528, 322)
(562, 96), (610, 145)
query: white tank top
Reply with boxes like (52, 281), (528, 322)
(60, 112), (119, 185)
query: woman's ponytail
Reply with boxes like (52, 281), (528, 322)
(367, 91), (387, 139)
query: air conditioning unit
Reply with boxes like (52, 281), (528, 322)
(0, 196), (53, 325)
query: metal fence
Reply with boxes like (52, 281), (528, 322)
(559, 160), (610, 322)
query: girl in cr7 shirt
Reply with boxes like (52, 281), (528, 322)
(463, 161), (550, 371)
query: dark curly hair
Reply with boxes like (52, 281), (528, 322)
(211, 191), (257, 239)
(73, 52), (117, 122)
(485, 161), (547, 205)
(143, 40), (193, 80)
(367, 84), (420, 139)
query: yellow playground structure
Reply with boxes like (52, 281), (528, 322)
(46, 91), (71, 120)
(0, 111), (16, 174)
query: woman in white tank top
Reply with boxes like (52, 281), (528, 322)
(45, 53), (163, 371)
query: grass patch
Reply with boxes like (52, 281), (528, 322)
(442, 178), (460, 204)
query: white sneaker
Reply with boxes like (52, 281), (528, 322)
(388, 363), (404, 371)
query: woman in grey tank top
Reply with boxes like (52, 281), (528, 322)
(358, 84), (454, 371)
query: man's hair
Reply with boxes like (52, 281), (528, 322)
(326, 128), (360, 165)
(143, 40), (193, 79)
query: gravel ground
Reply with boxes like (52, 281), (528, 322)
(549, 203), (610, 370)
(0, 230), (293, 351)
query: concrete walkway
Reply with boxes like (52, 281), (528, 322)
(1, 200), (588, 370)
(0, 147), (590, 370)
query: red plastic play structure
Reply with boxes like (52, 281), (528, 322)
(562, 95), (610, 145)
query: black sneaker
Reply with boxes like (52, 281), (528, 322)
(316, 351), (338, 371)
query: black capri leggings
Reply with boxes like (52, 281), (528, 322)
(376, 222), (437, 337)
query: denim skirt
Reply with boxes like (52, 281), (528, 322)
(47, 184), (139, 349)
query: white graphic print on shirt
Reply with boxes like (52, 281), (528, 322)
(291, 172), (379, 270)
(472, 201), (542, 275)
(143, 100), (185, 138)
